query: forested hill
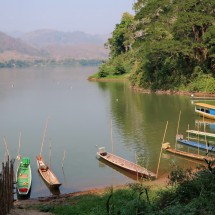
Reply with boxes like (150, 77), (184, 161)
(96, 0), (215, 92)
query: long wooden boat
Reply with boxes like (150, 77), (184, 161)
(190, 94), (215, 101)
(97, 147), (156, 179)
(36, 155), (61, 188)
(187, 129), (215, 141)
(16, 157), (32, 196)
(162, 142), (215, 162)
(195, 103), (215, 120)
(176, 135), (215, 152)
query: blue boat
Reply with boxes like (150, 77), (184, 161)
(195, 103), (215, 120)
(177, 137), (215, 152)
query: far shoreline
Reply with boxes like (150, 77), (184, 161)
(88, 77), (215, 98)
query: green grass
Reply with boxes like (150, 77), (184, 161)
(31, 165), (215, 215)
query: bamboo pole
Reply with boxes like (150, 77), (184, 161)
(3, 136), (10, 159)
(197, 120), (200, 155)
(49, 138), (52, 169)
(134, 152), (138, 182)
(49, 138), (52, 184)
(187, 124), (190, 153)
(61, 150), (66, 168)
(202, 114), (209, 154)
(188, 124), (190, 141)
(156, 121), (168, 178)
(175, 111), (181, 150)
(110, 119), (114, 153)
(40, 119), (49, 156)
(17, 132), (21, 160)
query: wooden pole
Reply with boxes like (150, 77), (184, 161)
(134, 152), (138, 182)
(48, 138), (52, 183)
(3, 136), (10, 159)
(156, 121), (168, 178)
(40, 119), (49, 156)
(203, 114), (208, 154)
(197, 120), (200, 155)
(187, 124), (190, 153)
(175, 111), (181, 150)
(17, 132), (21, 160)
(187, 124), (190, 140)
(110, 119), (114, 153)
(61, 150), (66, 168)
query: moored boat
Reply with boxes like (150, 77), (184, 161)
(162, 142), (215, 162)
(16, 157), (32, 196)
(186, 129), (215, 142)
(195, 103), (215, 120)
(97, 147), (156, 179)
(176, 134), (215, 152)
(36, 155), (61, 188)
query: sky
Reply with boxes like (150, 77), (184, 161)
(0, 0), (135, 35)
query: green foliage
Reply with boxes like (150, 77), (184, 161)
(99, 0), (215, 92)
(51, 194), (107, 215)
(107, 12), (134, 58)
(187, 71), (215, 92)
(31, 164), (215, 215)
(168, 164), (193, 186)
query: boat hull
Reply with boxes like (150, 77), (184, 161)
(36, 156), (61, 188)
(163, 144), (215, 162)
(195, 110), (215, 120)
(177, 138), (215, 152)
(97, 152), (156, 179)
(195, 103), (215, 120)
(16, 158), (32, 196)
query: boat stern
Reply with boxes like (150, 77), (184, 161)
(17, 187), (29, 195)
(98, 147), (107, 156)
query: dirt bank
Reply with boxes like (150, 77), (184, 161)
(9, 175), (169, 215)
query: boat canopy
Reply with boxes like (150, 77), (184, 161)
(98, 147), (106, 154)
(195, 103), (215, 110)
(21, 157), (30, 165)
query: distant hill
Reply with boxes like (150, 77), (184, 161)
(20, 29), (108, 47)
(0, 30), (109, 61)
(0, 31), (46, 61)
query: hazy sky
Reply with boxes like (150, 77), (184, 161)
(0, 0), (134, 35)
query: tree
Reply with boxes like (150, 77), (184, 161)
(107, 12), (134, 58)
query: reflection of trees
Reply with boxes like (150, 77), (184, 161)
(97, 81), (196, 171)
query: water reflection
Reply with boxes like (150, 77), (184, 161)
(0, 66), (213, 198)
(97, 158), (140, 182)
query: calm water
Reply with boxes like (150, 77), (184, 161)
(0, 65), (214, 198)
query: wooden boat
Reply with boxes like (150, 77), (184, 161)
(195, 118), (215, 126)
(16, 157), (32, 196)
(187, 129), (215, 142)
(162, 142), (215, 162)
(36, 155), (61, 188)
(195, 103), (215, 120)
(97, 147), (156, 179)
(190, 94), (215, 101)
(176, 134), (215, 152)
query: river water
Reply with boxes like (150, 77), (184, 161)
(0, 65), (214, 198)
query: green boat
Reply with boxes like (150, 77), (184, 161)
(16, 157), (32, 196)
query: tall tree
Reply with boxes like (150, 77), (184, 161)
(107, 12), (134, 58)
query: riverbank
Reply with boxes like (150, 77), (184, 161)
(10, 174), (168, 215)
(89, 77), (215, 97)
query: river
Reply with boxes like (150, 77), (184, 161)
(0, 65), (214, 198)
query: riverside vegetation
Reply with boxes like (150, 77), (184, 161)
(9, 1), (215, 214)
(90, 0), (215, 93)
(19, 162), (215, 215)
